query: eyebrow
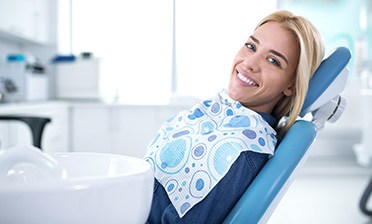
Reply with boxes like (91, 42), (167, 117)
(250, 35), (289, 65)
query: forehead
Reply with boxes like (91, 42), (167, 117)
(253, 21), (299, 62)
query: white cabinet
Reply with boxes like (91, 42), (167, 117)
(0, 0), (51, 45)
(0, 102), (70, 152)
(70, 103), (187, 158)
(70, 106), (113, 154)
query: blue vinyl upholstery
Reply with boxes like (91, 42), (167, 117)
(301, 47), (352, 117)
(223, 47), (351, 224)
(223, 120), (316, 224)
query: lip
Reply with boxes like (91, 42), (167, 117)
(235, 70), (259, 87)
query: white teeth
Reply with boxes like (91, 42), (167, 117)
(237, 73), (258, 86)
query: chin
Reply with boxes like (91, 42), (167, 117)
(227, 88), (240, 101)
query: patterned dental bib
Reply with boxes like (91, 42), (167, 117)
(144, 89), (277, 217)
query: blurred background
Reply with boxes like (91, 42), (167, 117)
(0, 0), (371, 223)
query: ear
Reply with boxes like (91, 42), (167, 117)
(283, 83), (295, 97)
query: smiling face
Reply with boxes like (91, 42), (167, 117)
(228, 21), (300, 114)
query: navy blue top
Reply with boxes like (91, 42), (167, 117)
(258, 112), (276, 128)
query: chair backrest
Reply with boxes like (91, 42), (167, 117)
(223, 47), (352, 224)
(300, 47), (351, 117)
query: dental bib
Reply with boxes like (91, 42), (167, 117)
(145, 90), (277, 217)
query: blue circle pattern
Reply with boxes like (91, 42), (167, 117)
(144, 90), (277, 217)
(189, 170), (211, 198)
(192, 143), (207, 160)
(165, 179), (178, 195)
(209, 140), (243, 179)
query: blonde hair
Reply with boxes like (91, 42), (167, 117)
(256, 10), (325, 136)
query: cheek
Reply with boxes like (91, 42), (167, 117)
(231, 58), (240, 70)
(274, 76), (294, 95)
(229, 59), (240, 79)
(264, 70), (291, 89)
(232, 50), (245, 66)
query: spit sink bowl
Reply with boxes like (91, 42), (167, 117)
(0, 145), (154, 224)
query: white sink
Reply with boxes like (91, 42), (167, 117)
(0, 146), (154, 224)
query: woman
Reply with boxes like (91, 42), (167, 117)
(145, 10), (325, 223)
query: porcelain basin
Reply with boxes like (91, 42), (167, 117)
(0, 145), (154, 224)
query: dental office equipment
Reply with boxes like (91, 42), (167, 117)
(224, 46), (352, 223)
(0, 54), (49, 103)
(360, 177), (372, 216)
(54, 54), (101, 100)
(0, 145), (154, 224)
(0, 115), (51, 149)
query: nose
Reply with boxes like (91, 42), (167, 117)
(248, 66), (256, 72)
(241, 54), (260, 73)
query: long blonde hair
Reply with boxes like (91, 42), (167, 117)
(256, 10), (325, 136)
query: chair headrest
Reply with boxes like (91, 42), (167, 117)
(300, 47), (352, 117)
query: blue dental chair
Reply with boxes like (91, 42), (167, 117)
(224, 47), (352, 223)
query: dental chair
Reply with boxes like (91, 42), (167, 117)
(224, 46), (352, 224)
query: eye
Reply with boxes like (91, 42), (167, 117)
(268, 57), (282, 68)
(244, 42), (256, 52)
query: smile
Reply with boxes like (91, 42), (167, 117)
(237, 73), (259, 86)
